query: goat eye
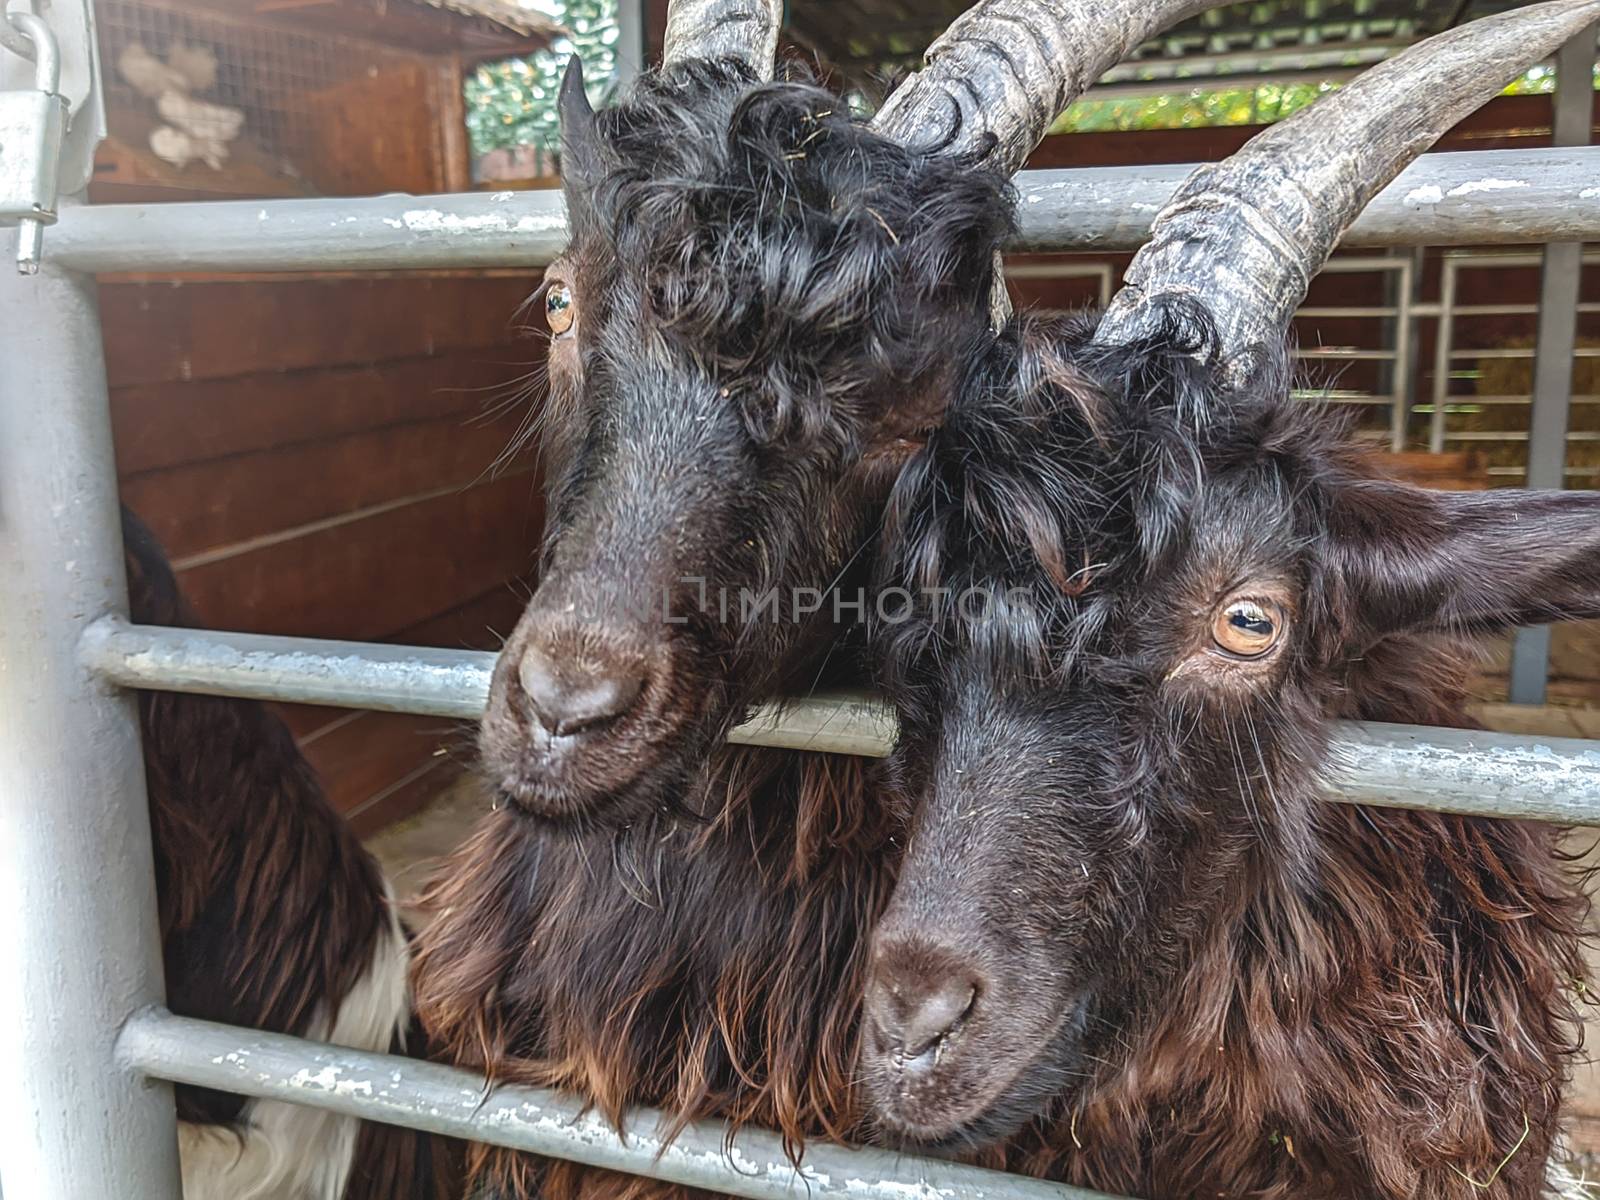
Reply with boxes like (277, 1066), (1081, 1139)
(1212, 599), (1284, 659)
(545, 283), (575, 336)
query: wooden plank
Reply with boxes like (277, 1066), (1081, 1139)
(111, 348), (541, 477)
(277, 703), (363, 744)
(1372, 450), (1490, 491)
(296, 710), (460, 817)
(294, 61), (448, 196)
(435, 54), (473, 194)
(92, 123), (317, 202)
(272, 579), (531, 740)
(148, 0), (549, 58)
(120, 410), (536, 560)
(391, 576), (531, 650)
(346, 756), (462, 838)
(175, 471), (544, 640)
(100, 275), (536, 387)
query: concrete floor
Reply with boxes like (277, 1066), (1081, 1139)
(368, 702), (1600, 1169)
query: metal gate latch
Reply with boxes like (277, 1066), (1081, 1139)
(0, 11), (66, 274)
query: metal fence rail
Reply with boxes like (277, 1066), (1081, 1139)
(119, 1009), (1119, 1200)
(83, 617), (1600, 825)
(47, 145), (1600, 272)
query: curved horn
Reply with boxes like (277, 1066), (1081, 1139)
(1093, 0), (1600, 380)
(662, 0), (783, 80)
(872, 0), (1236, 173)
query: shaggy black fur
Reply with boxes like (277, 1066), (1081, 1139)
(122, 507), (458, 1199)
(865, 306), (1600, 1199)
(420, 58), (1017, 1200)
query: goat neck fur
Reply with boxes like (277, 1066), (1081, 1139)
(413, 742), (897, 1199)
(121, 507), (452, 1200)
(867, 313), (1596, 1200)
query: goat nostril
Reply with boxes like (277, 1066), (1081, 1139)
(517, 642), (647, 737)
(898, 980), (977, 1060)
(867, 960), (980, 1069)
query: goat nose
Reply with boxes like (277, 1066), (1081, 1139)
(866, 949), (980, 1065)
(517, 642), (646, 737)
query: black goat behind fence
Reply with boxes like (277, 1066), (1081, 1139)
(121, 508), (456, 1200)
(411, 1), (1600, 1199)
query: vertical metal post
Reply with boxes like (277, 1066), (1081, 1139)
(614, 0), (647, 85)
(1510, 23), (1597, 705)
(1388, 255), (1416, 452)
(1429, 256), (1459, 454)
(0, 207), (184, 1197)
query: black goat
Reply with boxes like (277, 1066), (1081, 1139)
(865, 6), (1600, 1199)
(122, 507), (452, 1200)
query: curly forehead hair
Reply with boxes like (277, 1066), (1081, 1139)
(572, 61), (1016, 440)
(874, 306), (1346, 683)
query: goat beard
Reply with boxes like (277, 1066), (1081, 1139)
(409, 743), (898, 1200)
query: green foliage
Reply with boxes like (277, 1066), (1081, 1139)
(1052, 80), (1334, 135)
(1503, 62), (1600, 95)
(1053, 62), (1599, 136)
(465, 0), (619, 158)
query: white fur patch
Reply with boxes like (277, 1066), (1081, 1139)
(179, 888), (411, 1200)
(1548, 1162), (1592, 1199)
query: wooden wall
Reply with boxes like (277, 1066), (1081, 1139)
(108, 271), (548, 833)
(87, 1), (545, 837)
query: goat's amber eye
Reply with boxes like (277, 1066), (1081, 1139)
(545, 282), (575, 336)
(1212, 599), (1284, 659)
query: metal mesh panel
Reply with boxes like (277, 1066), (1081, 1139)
(95, 0), (413, 179)
(1429, 252), (1600, 483)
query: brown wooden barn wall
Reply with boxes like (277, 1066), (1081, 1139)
(107, 272), (547, 832)
(89, 0), (548, 835)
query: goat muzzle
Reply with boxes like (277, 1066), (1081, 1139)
(481, 607), (682, 820)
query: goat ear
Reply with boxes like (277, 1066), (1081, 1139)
(558, 56), (602, 204)
(1327, 481), (1600, 639)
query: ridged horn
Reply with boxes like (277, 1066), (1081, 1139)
(872, 0), (1238, 173)
(662, 0), (784, 80)
(1092, 0), (1600, 382)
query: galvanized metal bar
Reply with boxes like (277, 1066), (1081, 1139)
(726, 690), (896, 759)
(1013, 147), (1600, 253)
(1287, 256), (1413, 430)
(81, 617), (899, 757)
(614, 0), (647, 87)
(1387, 255), (1416, 452)
(1429, 254), (1460, 454)
(52, 188), (570, 273)
(84, 620), (1600, 823)
(1327, 722), (1600, 827)
(118, 1008), (1120, 1200)
(1440, 251), (1600, 272)
(1511, 625), (1557, 705)
(0, 218), (184, 1198)
(44, 146), (1600, 274)
(1429, 249), (1600, 451)
(82, 616), (498, 719)
(1510, 20), (1597, 707)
